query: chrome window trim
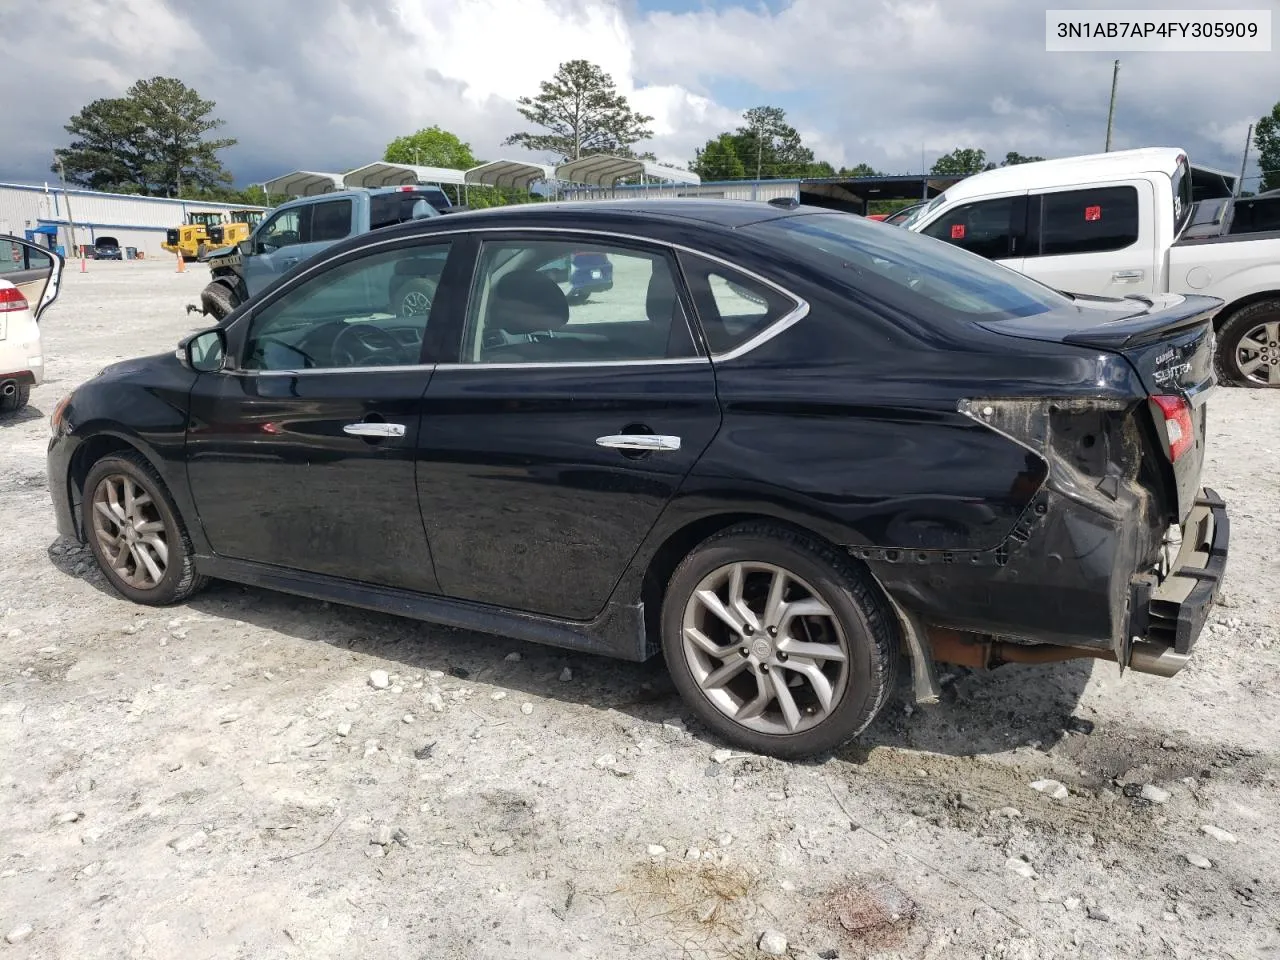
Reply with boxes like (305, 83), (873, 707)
(237, 225), (810, 373)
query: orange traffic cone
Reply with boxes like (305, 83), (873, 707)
(80, 257), (87, 273)
(176, 254), (185, 274)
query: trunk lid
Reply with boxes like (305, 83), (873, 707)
(979, 292), (1221, 520)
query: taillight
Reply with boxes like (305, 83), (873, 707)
(1151, 395), (1194, 462)
(0, 288), (28, 313)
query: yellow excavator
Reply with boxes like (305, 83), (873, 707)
(161, 212), (225, 262)
(204, 209), (265, 253)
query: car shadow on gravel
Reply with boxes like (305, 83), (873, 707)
(45, 538), (1093, 762)
(0, 405), (43, 427)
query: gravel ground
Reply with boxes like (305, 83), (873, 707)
(1, 260), (1278, 960)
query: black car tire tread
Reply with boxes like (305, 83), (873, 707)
(200, 282), (239, 321)
(660, 522), (900, 759)
(1215, 298), (1280, 388)
(0, 384), (30, 414)
(81, 451), (208, 606)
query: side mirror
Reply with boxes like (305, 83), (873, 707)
(178, 327), (227, 373)
(238, 240), (253, 256)
(0, 235), (64, 321)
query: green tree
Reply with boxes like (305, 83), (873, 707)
(54, 77), (236, 196)
(691, 133), (747, 180)
(930, 148), (995, 176)
(384, 125), (478, 169)
(1001, 151), (1046, 166)
(1255, 102), (1280, 192)
(505, 59), (653, 162)
(736, 105), (815, 179)
(839, 163), (883, 177)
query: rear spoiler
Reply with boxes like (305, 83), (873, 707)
(1061, 295), (1221, 350)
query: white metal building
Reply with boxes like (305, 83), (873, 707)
(0, 181), (267, 258)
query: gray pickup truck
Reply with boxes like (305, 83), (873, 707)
(196, 185), (454, 320)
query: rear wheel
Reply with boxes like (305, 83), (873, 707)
(661, 523), (900, 759)
(1215, 299), (1280, 388)
(0, 383), (30, 414)
(81, 452), (207, 606)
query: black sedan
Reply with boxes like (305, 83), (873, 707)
(47, 199), (1229, 758)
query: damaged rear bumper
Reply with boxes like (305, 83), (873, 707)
(1125, 487), (1229, 676)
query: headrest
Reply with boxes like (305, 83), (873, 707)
(488, 269), (570, 335)
(646, 265), (677, 324)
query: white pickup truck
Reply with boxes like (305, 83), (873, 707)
(901, 147), (1280, 387)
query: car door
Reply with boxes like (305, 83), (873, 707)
(416, 231), (722, 620)
(919, 193), (1028, 274)
(1021, 181), (1157, 297)
(185, 235), (464, 592)
(292, 197), (357, 270)
(243, 204), (313, 296)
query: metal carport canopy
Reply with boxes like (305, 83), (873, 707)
(555, 155), (700, 187)
(344, 162), (467, 188)
(464, 159), (555, 189)
(259, 171), (345, 197)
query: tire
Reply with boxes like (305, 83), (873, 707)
(660, 522), (900, 760)
(394, 277), (437, 318)
(0, 384), (30, 415)
(1214, 299), (1280, 388)
(81, 451), (207, 606)
(200, 281), (240, 321)
(196, 243), (208, 261)
(566, 288), (588, 305)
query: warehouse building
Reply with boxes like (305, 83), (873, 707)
(0, 181), (267, 258)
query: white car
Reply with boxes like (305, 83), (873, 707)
(0, 236), (63, 414)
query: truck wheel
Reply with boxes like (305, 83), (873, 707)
(661, 522), (900, 760)
(395, 278), (437, 318)
(0, 383), (30, 415)
(200, 282), (240, 321)
(1216, 299), (1280, 388)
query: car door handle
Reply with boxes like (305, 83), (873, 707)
(1112, 270), (1144, 282)
(280, 257), (299, 267)
(343, 422), (406, 438)
(596, 434), (681, 452)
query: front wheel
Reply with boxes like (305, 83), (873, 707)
(200, 281), (240, 321)
(661, 523), (900, 759)
(1215, 299), (1280, 388)
(81, 452), (207, 606)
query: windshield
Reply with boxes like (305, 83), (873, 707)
(748, 211), (1072, 321)
(896, 193), (946, 230)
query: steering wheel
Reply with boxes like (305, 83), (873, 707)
(331, 323), (403, 367)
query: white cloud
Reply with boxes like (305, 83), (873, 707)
(0, 0), (1271, 189)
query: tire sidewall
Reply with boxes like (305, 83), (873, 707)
(81, 456), (188, 605)
(1216, 301), (1280, 388)
(661, 531), (892, 759)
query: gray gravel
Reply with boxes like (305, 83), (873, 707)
(1, 260), (1278, 959)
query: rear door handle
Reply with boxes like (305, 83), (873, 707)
(343, 422), (406, 438)
(1112, 270), (1144, 282)
(596, 434), (681, 452)
(281, 257), (299, 267)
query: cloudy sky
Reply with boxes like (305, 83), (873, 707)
(3, 0), (1274, 188)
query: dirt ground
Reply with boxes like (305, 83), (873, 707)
(2, 259), (1278, 960)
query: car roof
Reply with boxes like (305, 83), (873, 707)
(937, 147), (1188, 205)
(401, 198), (810, 233)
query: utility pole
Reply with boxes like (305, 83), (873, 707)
(1104, 59), (1120, 151)
(53, 156), (80, 257)
(756, 119), (763, 181)
(1235, 123), (1253, 198)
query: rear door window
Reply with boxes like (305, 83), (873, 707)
(1033, 186), (1139, 256)
(678, 255), (801, 356)
(310, 199), (354, 243)
(920, 196), (1024, 259)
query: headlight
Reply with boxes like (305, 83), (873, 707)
(50, 393), (72, 435)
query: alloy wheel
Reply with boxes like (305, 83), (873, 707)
(680, 561), (850, 735)
(90, 474), (169, 589)
(1235, 320), (1280, 386)
(401, 290), (432, 317)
